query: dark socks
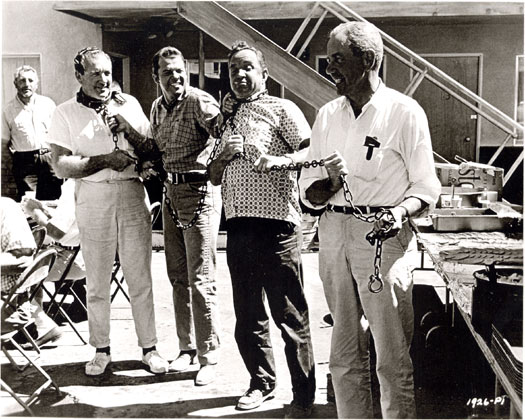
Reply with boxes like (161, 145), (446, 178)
(142, 345), (156, 356)
(96, 346), (110, 355)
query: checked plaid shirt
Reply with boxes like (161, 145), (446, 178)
(150, 86), (222, 173)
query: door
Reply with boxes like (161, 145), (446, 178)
(412, 55), (481, 163)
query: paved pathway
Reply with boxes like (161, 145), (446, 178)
(1, 251), (337, 418)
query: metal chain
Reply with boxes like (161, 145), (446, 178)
(162, 135), (223, 231)
(341, 175), (395, 293)
(271, 156), (395, 294)
(369, 238), (384, 293)
(161, 92), (269, 231)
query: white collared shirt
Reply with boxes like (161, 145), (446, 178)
(2, 94), (56, 152)
(299, 82), (441, 209)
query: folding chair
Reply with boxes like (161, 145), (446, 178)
(149, 201), (161, 226)
(2, 249), (57, 368)
(31, 226), (47, 257)
(0, 378), (35, 416)
(1, 249), (61, 412)
(38, 246), (87, 344)
(110, 202), (161, 303)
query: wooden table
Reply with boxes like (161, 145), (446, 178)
(411, 217), (523, 418)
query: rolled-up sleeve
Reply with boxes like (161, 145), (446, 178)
(402, 105), (441, 206)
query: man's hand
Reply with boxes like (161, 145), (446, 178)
(221, 134), (244, 161)
(139, 160), (160, 180)
(253, 155), (292, 173)
(221, 92), (237, 116)
(323, 151), (349, 191)
(371, 207), (406, 241)
(107, 150), (137, 171)
(21, 197), (51, 217)
(107, 114), (133, 135)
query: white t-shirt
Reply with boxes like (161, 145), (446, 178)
(48, 93), (150, 182)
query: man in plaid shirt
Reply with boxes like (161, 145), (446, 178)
(113, 47), (222, 387)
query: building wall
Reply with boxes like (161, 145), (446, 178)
(1, 1), (101, 199)
(103, 15), (523, 202)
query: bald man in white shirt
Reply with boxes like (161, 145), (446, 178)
(299, 22), (441, 419)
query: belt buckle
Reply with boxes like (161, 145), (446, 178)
(167, 173), (178, 184)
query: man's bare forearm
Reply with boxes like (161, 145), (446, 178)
(305, 177), (343, 205)
(124, 128), (161, 161)
(208, 156), (230, 186)
(53, 153), (111, 179)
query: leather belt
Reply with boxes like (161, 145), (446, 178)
(326, 204), (392, 215)
(14, 148), (50, 156)
(166, 172), (208, 184)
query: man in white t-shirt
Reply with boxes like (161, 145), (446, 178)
(48, 47), (168, 377)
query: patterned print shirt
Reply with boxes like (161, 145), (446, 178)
(1, 197), (36, 292)
(150, 86), (221, 173)
(219, 94), (311, 226)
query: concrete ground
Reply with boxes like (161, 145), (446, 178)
(1, 248), (494, 419)
(1, 251), (337, 418)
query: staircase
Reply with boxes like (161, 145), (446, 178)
(176, 1), (523, 186)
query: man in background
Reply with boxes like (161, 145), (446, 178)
(2, 65), (62, 201)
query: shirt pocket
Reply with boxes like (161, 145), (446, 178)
(354, 138), (386, 182)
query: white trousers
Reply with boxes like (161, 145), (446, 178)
(75, 179), (157, 349)
(319, 211), (417, 419)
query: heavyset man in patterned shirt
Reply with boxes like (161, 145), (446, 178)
(208, 41), (316, 418)
(113, 46), (222, 387)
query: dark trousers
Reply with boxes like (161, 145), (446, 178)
(12, 150), (62, 201)
(226, 217), (316, 406)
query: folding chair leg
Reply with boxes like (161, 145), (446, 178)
(2, 340), (37, 372)
(54, 306), (87, 345)
(21, 326), (40, 354)
(42, 286), (86, 345)
(110, 269), (130, 303)
(0, 378), (36, 416)
(6, 341), (61, 396)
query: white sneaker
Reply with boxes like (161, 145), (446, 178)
(142, 350), (169, 374)
(85, 353), (111, 376)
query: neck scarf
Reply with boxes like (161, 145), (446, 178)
(76, 89), (127, 116)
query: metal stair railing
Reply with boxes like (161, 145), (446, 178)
(285, 1), (524, 184)
(176, 1), (336, 110)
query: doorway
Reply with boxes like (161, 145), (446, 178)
(411, 54), (482, 163)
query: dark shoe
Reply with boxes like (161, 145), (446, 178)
(169, 350), (197, 372)
(322, 313), (334, 326)
(285, 401), (314, 419)
(194, 364), (216, 386)
(236, 387), (275, 410)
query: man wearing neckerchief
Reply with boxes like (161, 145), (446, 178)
(48, 47), (168, 377)
(208, 41), (315, 418)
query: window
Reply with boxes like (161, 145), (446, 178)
(187, 59), (229, 103)
(2, 55), (41, 108)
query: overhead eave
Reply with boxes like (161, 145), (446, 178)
(53, 1), (524, 25)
